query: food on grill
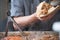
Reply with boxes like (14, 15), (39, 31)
(1, 36), (23, 40)
(0, 32), (59, 40)
(39, 34), (58, 40)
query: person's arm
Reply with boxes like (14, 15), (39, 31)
(10, 0), (39, 29)
(13, 13), (38, 27)
(11, 1), (60, 30)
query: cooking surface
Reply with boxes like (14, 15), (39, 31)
(0, 31), (59, 40)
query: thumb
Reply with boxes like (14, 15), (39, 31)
(55, 5), (60, 10)
(37, 1), (46, 9)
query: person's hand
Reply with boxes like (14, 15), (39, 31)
(35, 1), (60, 21)
(13, 13), (38, 30)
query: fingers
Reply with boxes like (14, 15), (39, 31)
(36, 1), (60, 21)
(39, 5), (59, 20)
(36, 1), (46, 18)
(37, 1), (46, 10)
(46, 5), (59, 16)
(55, 5), (60, 10)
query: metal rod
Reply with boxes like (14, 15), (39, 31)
(10, 16), (25, 37)
(5, 17), (9, 37)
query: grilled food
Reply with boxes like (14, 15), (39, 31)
(1, 36), (23, 40)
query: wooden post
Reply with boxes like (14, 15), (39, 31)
(0, 0), (8, 31)
(0, 0), (8, 21)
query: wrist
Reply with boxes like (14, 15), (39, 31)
(31, 13), (39, 22)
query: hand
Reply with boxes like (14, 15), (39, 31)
(13, 13), (38, 30)
(36, 1), (60, 21)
